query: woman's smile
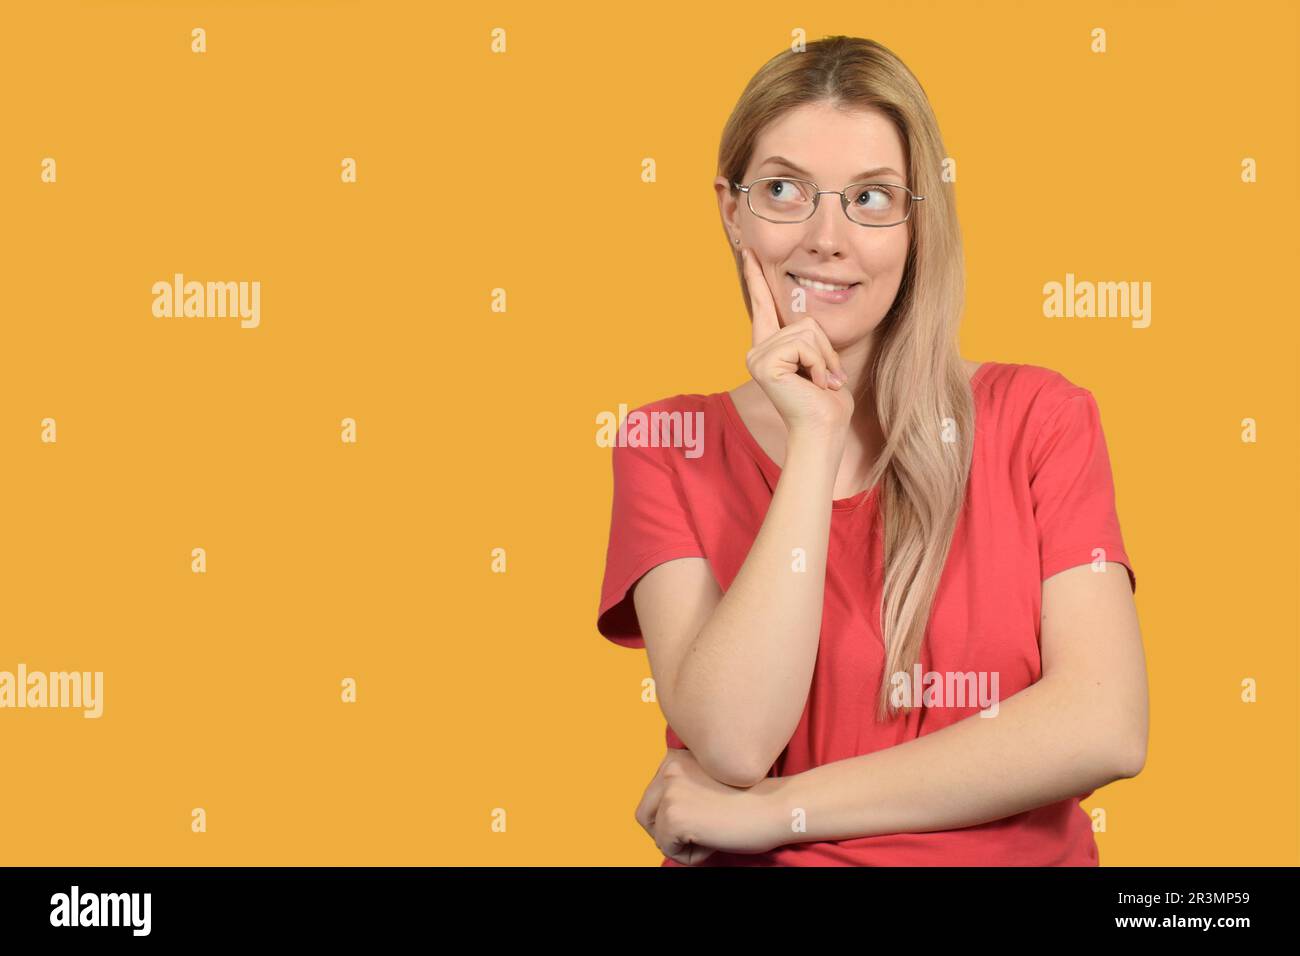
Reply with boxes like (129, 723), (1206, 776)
(787, 271), (862, 304)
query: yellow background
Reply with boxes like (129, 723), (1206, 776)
(0, 0), (1295, 865)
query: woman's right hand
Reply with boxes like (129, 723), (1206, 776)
(741, 247), (854, 438)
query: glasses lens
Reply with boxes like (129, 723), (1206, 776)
(845, 183), (911, 226)
(747, 178), (816, 222)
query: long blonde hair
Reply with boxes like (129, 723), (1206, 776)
(718, 36), (973, 722)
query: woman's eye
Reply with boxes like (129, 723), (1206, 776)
(854, 187), (892, 209)
(766, 179), (803, 203)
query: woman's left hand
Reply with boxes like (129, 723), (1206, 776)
(634, 748), (785, 865)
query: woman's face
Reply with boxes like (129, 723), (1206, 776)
(718, 102), (912, 351)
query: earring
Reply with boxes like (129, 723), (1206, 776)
(734, 238), (740, 245)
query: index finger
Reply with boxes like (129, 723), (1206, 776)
(741, 248), (781, 347)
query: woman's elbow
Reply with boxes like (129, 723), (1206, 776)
(678, 733), (772, 788)
(668, 709), (775, 787)
(1111, 729), (1148, 779)
(694, 745), (770, 789)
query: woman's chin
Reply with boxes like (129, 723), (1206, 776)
(799, 312), (876, 349)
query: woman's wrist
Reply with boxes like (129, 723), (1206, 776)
(786, 424), (848, 468)
(748, 774), (801, 853)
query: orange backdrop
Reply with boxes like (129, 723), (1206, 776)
(0, 0), (1295, 865)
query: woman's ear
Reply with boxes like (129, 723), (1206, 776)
(714, 176), (742, 238)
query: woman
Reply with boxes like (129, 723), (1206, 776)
(596, 36), (1147, 866)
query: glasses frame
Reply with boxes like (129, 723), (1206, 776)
(732, 176), (925, 227)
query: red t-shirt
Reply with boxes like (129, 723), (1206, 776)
(596, 361), (1136, 866)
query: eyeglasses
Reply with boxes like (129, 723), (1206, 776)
(733, 177), (924, 227)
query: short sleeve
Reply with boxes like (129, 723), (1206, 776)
(1028, 389), (1136, 593)
(596, 440), (707, 647)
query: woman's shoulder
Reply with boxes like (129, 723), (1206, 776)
(614, 391), (717, 440)
(604, 391), (719, 468)
(974, 361), (1101, 445)
(620, 391), (715, 416)
(977, 361), (1093, 406)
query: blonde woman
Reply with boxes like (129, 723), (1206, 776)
(596, 36), (1147, 866)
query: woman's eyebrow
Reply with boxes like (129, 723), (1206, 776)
(757, 155), (905, 181)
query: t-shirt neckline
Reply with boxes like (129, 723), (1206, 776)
(716, 361), (993, 513)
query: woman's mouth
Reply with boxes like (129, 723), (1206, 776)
(787, 272), (861, 304)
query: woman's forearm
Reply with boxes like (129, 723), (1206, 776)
(672, 428), (845, 785)
(750, 672), (1141, 845)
